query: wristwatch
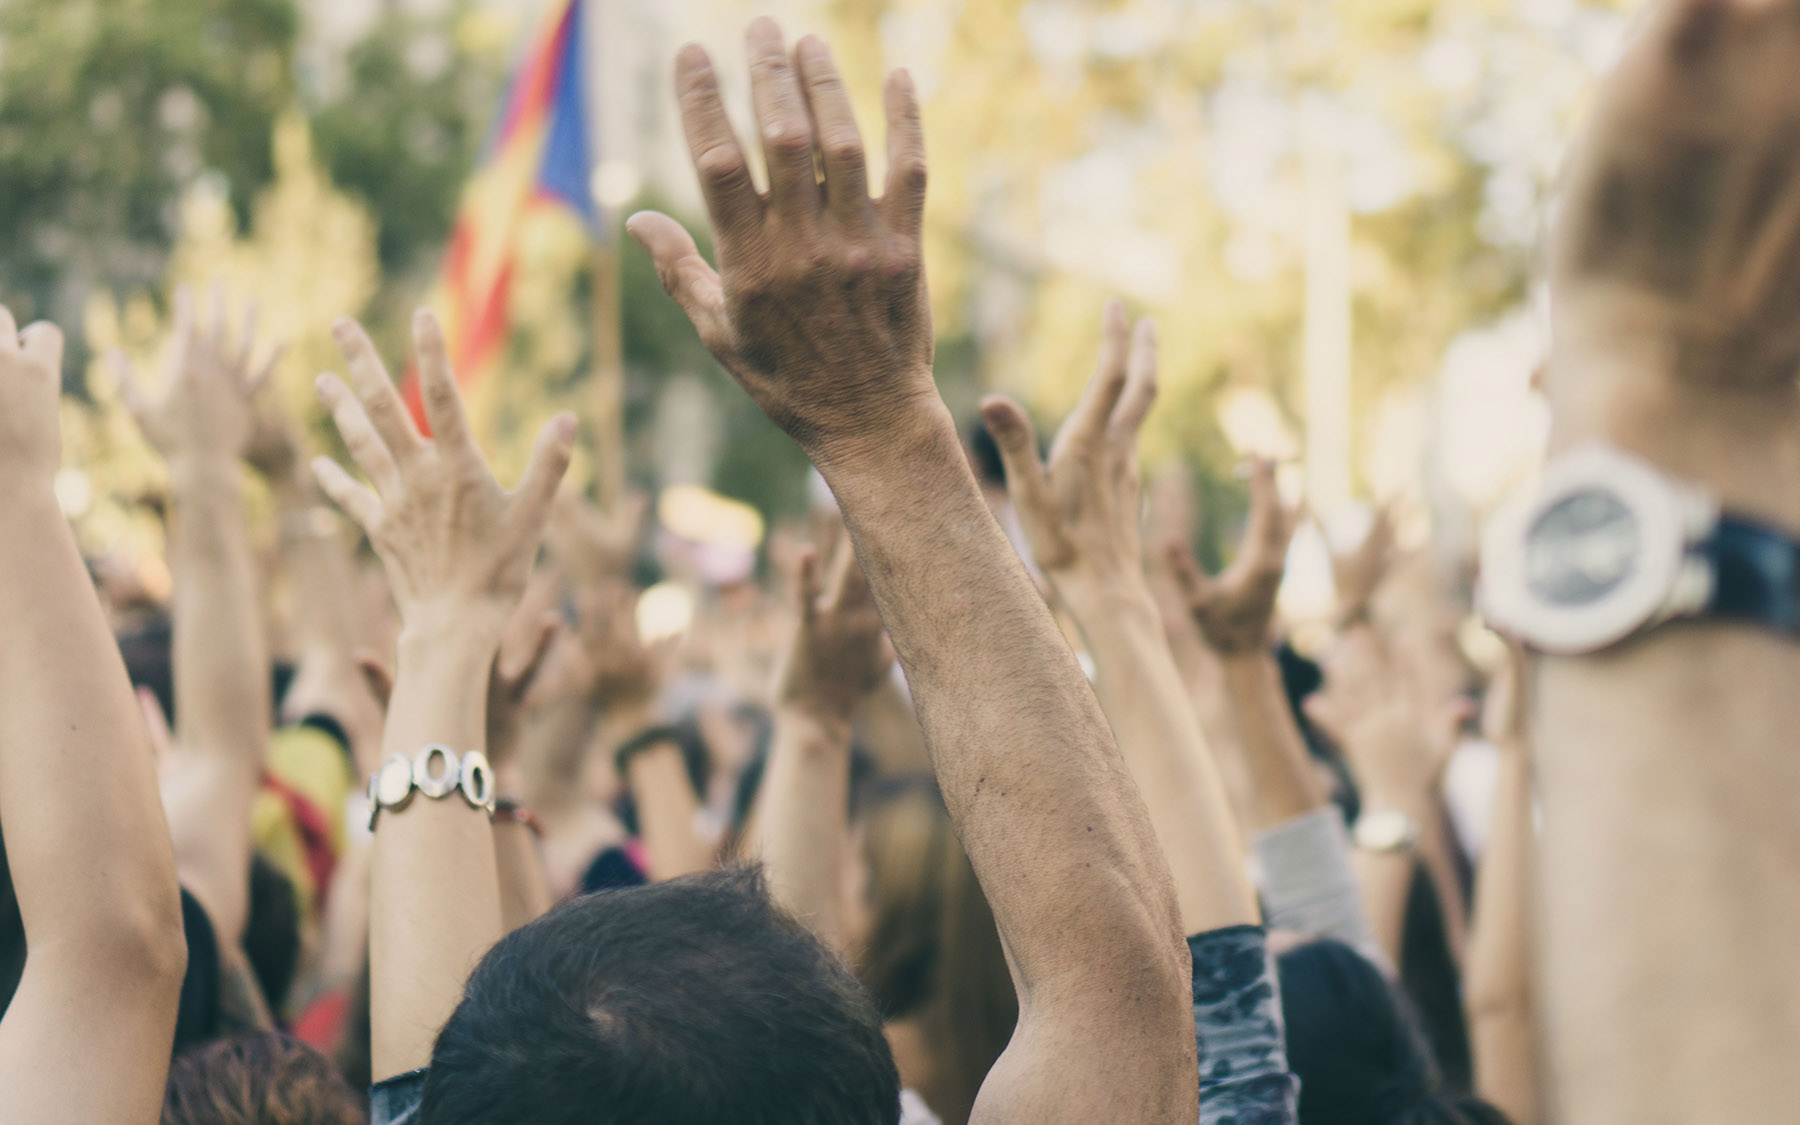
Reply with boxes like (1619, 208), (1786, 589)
(1352, 809), (1421, 854)
(368, 744), (496, 830)
(1480, 445), (1800, 654)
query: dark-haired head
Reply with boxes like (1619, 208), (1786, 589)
(161, 1032), (365, 1125)
(419, 866), (900, 1125)
(1278, 938), (1510, 1125)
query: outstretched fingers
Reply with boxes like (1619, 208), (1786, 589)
(674, 45), (763, 244)
(979, 395), (1052, 520)
(18, 322), (62, 372)
(1110, 316), (1159, 446)
(746, 19), (820, 230)
(509, 413), (579, 534)
(332, 318), (422, 463)
(1059, 301), (1132, 453)
(1240, 457), (1292, 567)
(795, 36), (871, 226)
(411, 311), (473, 451)
(627, 212), (732, 349)
(315, 373), (401, 497)
(311, 455), (383, 533)
(881, 69), (927, 238)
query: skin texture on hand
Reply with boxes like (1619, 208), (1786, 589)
(1533, 3), (1800, 1118)
(0, 309), (188, 1125)
(636, 23), (1198, 1122)
(627, 29), (938, 468)
(312, 309), (574, 1081)
(984, 305), (1258, 934)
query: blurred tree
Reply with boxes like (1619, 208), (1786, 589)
(0, 0), (299, 329)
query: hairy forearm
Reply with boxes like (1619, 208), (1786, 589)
(1466, 747), (1537, 1125)
(819, 408), (1191, 1065)
(1061, 580), (1256, 934)
(758, 704), (853, 952)
(372, 626), (504, 1080)
(1536, 633), (1800, 1122)
(1219, 652), (1331, 830)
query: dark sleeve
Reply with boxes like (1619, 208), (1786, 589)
(370, 1068), (429, 1125)
(1189, 925), (1301, 1124)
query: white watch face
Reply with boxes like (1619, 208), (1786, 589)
(1524, 489), (1641, 607)
(1480, 445), (1716, 655)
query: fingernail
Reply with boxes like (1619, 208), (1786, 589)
(555, 413), (578, 439)
(332, 318), (353, 342)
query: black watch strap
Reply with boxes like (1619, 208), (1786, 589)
(1706, 515), (1800, 633)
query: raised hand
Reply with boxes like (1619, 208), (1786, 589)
(980, 301), (1157, 594)
(310, 312), (575, 641)
(0, 307), (65, 487)
(1327, 503), (1394, 628)
(627, 21), (934, 464)
(776, 533), (894, 721)
(545, 488), (648, 587)
(1167, 458), (1294, 655)
(115, 284), (285, 467)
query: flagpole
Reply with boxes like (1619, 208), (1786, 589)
(590, 233), (626, 513)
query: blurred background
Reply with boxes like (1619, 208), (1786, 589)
(0, 0), (1631, 626)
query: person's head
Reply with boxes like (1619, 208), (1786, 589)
(853, 778), (1017, 1121)
(243, 853), (301, 1018)
(420, 866), (900, 1125)
(160, 1032), (365, 1125)
(1277, 939), (1510, 1125)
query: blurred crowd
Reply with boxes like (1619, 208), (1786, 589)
(2, 3), (1797, 1124)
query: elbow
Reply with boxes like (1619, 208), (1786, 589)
(75, 883), (190, 992)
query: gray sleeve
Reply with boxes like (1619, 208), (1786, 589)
(1252, 806), (1388, 971)
(1189, 925), (1300, 1125)
(370, 1068), (428, 1125)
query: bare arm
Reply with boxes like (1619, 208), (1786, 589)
(0, 313), (187, 1123)
(759, 541), (894, 952)
(119, 286), (276, 948)
(981, 308), (1257, 935)
(630, 24), (1196, 1121)
(1523, 1), (1800, 1116)
(1465, 651), (1538, 1125)
(311, 312), (573, 1080)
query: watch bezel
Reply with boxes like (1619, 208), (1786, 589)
(1480, 445), (1717, 655)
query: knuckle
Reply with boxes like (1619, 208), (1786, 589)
(823, 135), (866, 170)
(764, 122), (815, 161)
(694, 142), (749, 187)
(892, 155), (928, 192)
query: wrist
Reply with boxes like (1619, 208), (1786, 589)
(1053, 570), (1157, 620)
(807, 393), (959, 485)
(774, 697), (855, 744)
(396, 616), (505, 668)
(167, 454), (243, 496)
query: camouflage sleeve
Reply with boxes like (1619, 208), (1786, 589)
(1189, 925), (1301, 1125)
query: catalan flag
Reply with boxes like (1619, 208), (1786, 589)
(405, 0), (598, 427)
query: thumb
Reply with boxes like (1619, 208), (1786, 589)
(511, 413), (578, 531)
(978, 395), (1050, 516)
(1163, 539), (1214, 612)
(627, 211), (730, 349)
(19, 322), (63, 374)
